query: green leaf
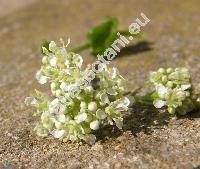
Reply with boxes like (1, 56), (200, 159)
(87, 17), (119, 56)
(41, 40), (51, 55)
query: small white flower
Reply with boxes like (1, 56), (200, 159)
(126, 96), (135, 107)
(60, 82), (67, 91)
(73, 54), (83, 68)
(64, 60), (70, 67)
(51, 118), (62, 128)
(116, 97), (130, 110)
(90, 120), (99, 130)
(38, 76), (48, 84)
(49, 41), (57, 52)
(53, 130), (65, 138)
(158, 68), (165, 73)
(36, 71), (48, 84)
(49, 57), (57, 67)
(88, 102), (97, 111)
(96, 109), (107, 119)
(181, 84), (191, 90)
(169, 71), (179, 79)
(49, 98), (59, 114)
(75, 113), (87, 123)
(100, 93), (110, 104)
(162, 76), (168, 82)
(80, 101), (87, 109)
(42, 56), (48, 64)
(166, 68), (173, 74)
(66, 84), (77, 92)
(175, 89), (186, 100)
(153, 99), (166, 108)
(59, 104), (65, 114)
(166, 81), (173, 88)
(41, 112), (49, 121)
(122, 97), (131, 107)
(156, 84), (169, 99)
(113, 118), (123, 129)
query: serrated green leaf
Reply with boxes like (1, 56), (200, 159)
(87, 17), (119, 56)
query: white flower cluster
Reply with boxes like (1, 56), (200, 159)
(25, 39), (131, 144)
(149, 67), (199, 115)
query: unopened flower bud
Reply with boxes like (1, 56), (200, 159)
(88, 102), (97, 111)
(90, 120), (99, 130)
(158, 68), (165, 73)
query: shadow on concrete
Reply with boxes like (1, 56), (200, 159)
(95, 105), (200, 142)
(95, 105), (170, 142)
(117, 41), (154, 57)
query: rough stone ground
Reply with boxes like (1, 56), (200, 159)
(0, 0), (200, 168)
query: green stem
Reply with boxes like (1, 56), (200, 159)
(71, 43), (91, 53)
(134, 95), (153, 106)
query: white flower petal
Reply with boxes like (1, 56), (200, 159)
(113, 118), (123, 129)
(51, 82), (57, 90)
(49, 99), (59, 114)
(122, 97), (131, 107)
(49, 41), (57, 52)
(51, 118), (62, 128)
(36, 71), (48, 84)
(100, 93), (110, 104)
(90, 120), (100, 130)
(175, 90), (186, 100)
(126, 96), (135, 107)
(156, 84), (169, 99)
(64, 60), (70, 67)
(42, 56), (48, 64)
(53, 130), (65, 138)
(49, 57), (57, 67)
(75, 113), (87, 123)
(158, 68), (165, 73)
(181, 84), (191, 90)
(88, 102), (97, 111)
(41, 112), (49, 120)
(153, 99), (166, 108)
(39, 76), (48, 84)
(116, 97), (130, 111)
(80, 102), (87, 109)
(73, 54), (83, 68)
(60, 82), (67, 91)
(96, 109), (107, 119)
